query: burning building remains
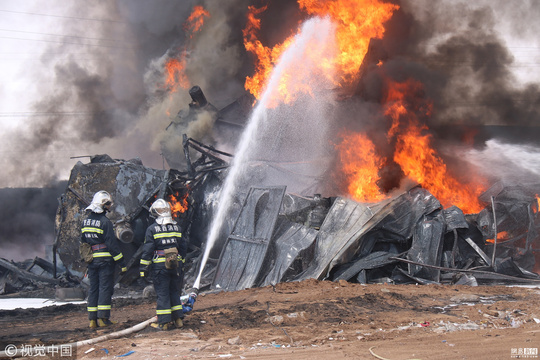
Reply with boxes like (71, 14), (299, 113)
(4, 1), (540, 294)
(43, 85), (540, 297)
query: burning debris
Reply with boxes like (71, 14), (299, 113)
(211, 183), (540, 291)
(6, 1), (540, 297)
(45, 138), (540, 298)
(5, 75), (540, 297)
(14, 74), (525, 297)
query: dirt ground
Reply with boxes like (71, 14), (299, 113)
(1, 279), (540, 360)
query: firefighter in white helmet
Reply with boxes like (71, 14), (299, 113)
(140, 198), (187, 330)
(81, 190), (127, 328)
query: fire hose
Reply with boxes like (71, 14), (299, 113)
(0, 316), (157, 359)
(0, 290), (198, 359)
(181, 290), (198, 314)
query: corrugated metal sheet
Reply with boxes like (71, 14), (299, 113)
(299, 197), (378, 280)
(212, 186), (286, 291)
(260, 217), (318, 286)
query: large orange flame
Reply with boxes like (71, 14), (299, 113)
(243, 0), (398, 105)
(298, 0), (398, 87)
(338, 79), (487, 213)
(386, 79), (486, 213)
(243, 5), (296, 104)
(163, 6), (210, 93)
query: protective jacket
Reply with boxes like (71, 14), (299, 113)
(81, 211), (126, 266)
(140, 222), (186, 272)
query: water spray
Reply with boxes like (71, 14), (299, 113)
(191, 17), (335, 292)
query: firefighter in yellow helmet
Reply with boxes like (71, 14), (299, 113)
(81, 191), (127, 328)
(140, 198), (187, 330)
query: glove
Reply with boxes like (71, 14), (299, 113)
(182, 292), (197, 314)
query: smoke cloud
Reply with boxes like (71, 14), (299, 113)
(1, 0), (539, 189)
(0, 182), (66, 261)
(0, 0), (254, 187)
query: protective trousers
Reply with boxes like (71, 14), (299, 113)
(152, 267), (183, 324)
(87, 260), (115, 320)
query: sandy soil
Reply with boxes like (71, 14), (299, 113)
(1, 279), (540, 360)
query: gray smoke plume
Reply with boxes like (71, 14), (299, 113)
(2, 0), (539, 189)
(0, 0), (255, 187)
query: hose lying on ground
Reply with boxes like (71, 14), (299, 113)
(0, 316), (157, 359)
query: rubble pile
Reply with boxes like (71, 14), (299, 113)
(3, 87), (540, 296)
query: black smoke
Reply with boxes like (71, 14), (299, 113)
(0, 181), (67, 261)
(332, 0), (540, 191)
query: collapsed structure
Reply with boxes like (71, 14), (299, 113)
(2, 87), (540, 297)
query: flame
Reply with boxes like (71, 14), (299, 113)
(534, 194), (540, 214)
(243, 5), (296, 104)
(335, 132), (388, 202)
(387, 79), (486, 213)
(486, 231), (509, 244)
(243, 0), (398, 105)
(337, 79), (487, 213)
(184, 6), (210, 35)
(298, 0), (398, 87)
(163, 6), (210, 94)
(164, 58), (189, 93)
(167, 192), (189, 218)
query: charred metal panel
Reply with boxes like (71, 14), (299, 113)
(374, 187), (442, 241)
(212, 186), (286, 291)
(329, 187), (441, 281)
(477, 182), (540, 268)
(55, 157), (167, 276)
(300, 187), (442, 281)
(333, 251), (398, 282)
(299, 197), (378, 281)
(407, 214), (445, 282)
(442, 206), (468, 231)
(260, 217), (318, 287)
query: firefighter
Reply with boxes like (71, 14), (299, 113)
(81, 190), (127, 328)
(140, 198), (187, 330)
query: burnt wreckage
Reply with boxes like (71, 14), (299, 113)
(4, 86), (539, 296)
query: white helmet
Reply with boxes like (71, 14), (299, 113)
(85, 190), (113, 213)
(150, 198), (175, 225)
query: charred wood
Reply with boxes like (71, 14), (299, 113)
(0, 258), (61, 286)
